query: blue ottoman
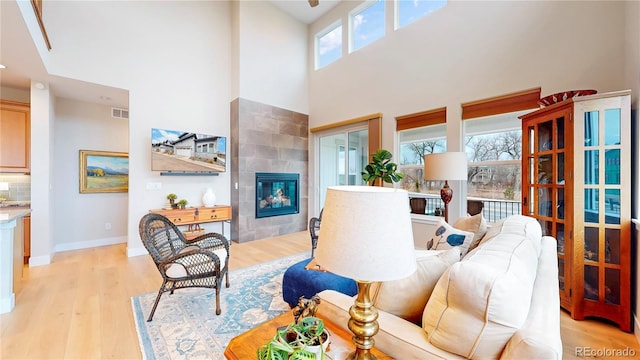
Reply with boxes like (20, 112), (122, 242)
(282, 258), (358, 307)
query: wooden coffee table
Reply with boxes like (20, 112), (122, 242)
(224, 310), (394, 359)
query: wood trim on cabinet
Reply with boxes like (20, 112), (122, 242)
(461, 87), (541, 120)
(396, 107), (446, 131)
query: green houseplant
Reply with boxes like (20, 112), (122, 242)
(167, 193), (178, 209)
(177, 199), (188, 209)
(361, 149), (404, 185)
(257, 316), (329, 360)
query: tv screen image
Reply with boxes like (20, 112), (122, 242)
(151, 128), (226, 173)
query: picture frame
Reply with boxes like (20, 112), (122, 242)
(79, 150), (129, 194)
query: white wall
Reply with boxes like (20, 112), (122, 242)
(52, 98), (128, 251)
(39, 1), (233, 256)
(0, 87), (30, 103)
(235, 0), (308, 113)
(307, 0), (628, 219)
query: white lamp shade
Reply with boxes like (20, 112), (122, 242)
(423, 152), (468, 181)
(314, 186), (417, 282)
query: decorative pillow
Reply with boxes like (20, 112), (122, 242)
(372, 248), (461, 324)
(453, 213), (487, 253)
(426, 219), (474, 257)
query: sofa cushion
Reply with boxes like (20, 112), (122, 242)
(477, 215), (543, 257)
(453, 213), (487, 252)
(372, 248), (461, 324)
(422, 217), (541, 359)
(427, 219), (474, 257)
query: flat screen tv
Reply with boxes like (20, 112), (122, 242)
(151, 127), (226, 174)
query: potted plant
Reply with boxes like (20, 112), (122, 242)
(362, 149), (404, 186)
(177, 199), (188, 209)
(257, 316), (330, 360)
(167, 193), (178, 209)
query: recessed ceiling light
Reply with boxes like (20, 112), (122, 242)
(0, 64), (6, 69)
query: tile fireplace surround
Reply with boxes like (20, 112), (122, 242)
(230, 98), (309, 243)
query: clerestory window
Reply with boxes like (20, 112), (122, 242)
(316, 21), (343, 69)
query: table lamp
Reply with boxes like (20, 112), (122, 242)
(315, 186), (417, 360)
(423, 152), (468, 223)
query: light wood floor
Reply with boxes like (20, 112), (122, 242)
(1, 231), (637, 359)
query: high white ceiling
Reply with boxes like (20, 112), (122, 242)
(0, 0), (339, 109)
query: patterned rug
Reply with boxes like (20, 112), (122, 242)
(132, 252), (308, 360)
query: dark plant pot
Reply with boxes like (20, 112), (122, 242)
(409, 197), (426, 214)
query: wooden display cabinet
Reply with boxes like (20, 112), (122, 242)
(520, 90), (631, 331)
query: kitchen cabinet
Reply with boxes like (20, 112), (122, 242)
(520, 90), (631, 331)
(0, 100), (30, 172)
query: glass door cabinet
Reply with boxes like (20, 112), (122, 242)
(520, 90), (631, 331)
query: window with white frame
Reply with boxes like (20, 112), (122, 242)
(350, 0), (385, 53)
(316, 22), (342, 69)
(396, 0), (447, 29)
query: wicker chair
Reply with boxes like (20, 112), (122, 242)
(138, 213), (230, 321)
(309, 209), (323, 257)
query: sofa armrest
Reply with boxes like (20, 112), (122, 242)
(501, 236), (562, 360)
(317, 290), (466, 359)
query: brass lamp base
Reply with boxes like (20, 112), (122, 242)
(347, 281), (378, 360)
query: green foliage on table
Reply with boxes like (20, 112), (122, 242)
(362, 149), (404, 185)
(257, 317), (328, 360)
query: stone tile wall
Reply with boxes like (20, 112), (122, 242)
(230, 98), (308, 243)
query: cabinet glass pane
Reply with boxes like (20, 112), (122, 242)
(558, 258), (565, 291)
(605, 268), (620, 305)
(557, 153), (564, 184)
(538, 188), (552, 217)
(557, 223), (565, 254)
(604, 149), (620, 185)
(605, 189), (621, 224)
(605, 228), (620, 264)
(584, 111), (599, 146)
(584, 189), (599, 223)
(538, 121), (553, 151)
(557, 117), (565, 149)
(604, 108), (621, 146)
(528, 187), (534, 214)
(540, 220), (552, 236)
(528, 157), (535, 184)
(584, 227), (599, 262)
(584, 150), (599, 184)
(538, 155), (552, 183)
(584, 265), (599, 301)
(528, 126), (534, 154)
(557, 188), (565, 219)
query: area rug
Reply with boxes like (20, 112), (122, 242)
(132, 252), (308, 360)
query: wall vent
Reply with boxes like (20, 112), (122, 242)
(111, 107), (129, 119)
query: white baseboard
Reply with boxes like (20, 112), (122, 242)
(29, 254), (51, 267)
(54, 236), (127, 253)
(127, 245), (148, 258)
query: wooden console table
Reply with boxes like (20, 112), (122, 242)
(149, 205), (231, 238)
(224, 310), (394, 360)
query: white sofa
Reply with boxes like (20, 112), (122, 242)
(317, 215), (563, 359)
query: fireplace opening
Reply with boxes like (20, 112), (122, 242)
(255, 172), (300, 218)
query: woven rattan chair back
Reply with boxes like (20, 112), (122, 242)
(139, 213), (188, 265)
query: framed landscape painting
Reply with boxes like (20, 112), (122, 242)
(79, 150), (129, 193)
